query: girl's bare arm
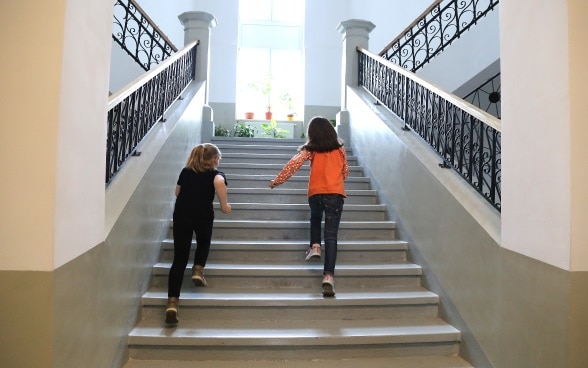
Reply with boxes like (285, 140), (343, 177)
(214, 174), (231, 214)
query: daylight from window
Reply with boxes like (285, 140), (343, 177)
(236, 0), (305, 121)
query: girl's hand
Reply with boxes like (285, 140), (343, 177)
(220, 203), (231, 214)
(269, 180), (277, 189)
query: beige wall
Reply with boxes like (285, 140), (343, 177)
(347, 87), (588, 367)
(568, 0), (588, 270)
(1, 0), (66, 270)
(0, 0), (112, 271)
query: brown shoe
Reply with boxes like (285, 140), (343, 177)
(165, 297), (179, 325)
(192, 265), (208, 287)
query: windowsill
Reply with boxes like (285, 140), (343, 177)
(236, 119), (304, 138)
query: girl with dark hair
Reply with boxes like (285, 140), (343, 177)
(269, 117), (349, 297)
(166, 143), (231, 325)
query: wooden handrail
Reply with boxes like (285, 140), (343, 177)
(127, 0), (178, 52)
(108, 41), (198, 109)
(359, 47), (501, 132)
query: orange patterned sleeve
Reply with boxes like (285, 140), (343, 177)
(273, 150), (313, 185)
(340, 146), (349, 180)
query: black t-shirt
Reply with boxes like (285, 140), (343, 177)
(173, 168), (227, 220)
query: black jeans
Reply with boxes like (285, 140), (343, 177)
(168, 216), (214, 298)
(308, 194), (344, 276)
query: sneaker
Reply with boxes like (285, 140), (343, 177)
(305, 245), (321, 262)
(165, 297), (179, 325)
(322, 275), (336, 297)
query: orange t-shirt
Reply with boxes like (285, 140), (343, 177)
(273, 147), (349, 197)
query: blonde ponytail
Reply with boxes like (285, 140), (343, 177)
(186, 143), (221, 172)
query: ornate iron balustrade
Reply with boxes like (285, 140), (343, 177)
(112, 0), (178, 71)
(463, 72), (501, 118)
(379, 0), (499, 72)
(358, 48), (501, 211)
(106, 42), (198, 185)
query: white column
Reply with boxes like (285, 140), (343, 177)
(336, 19), (376, 109)
(178, 11), (217, 103)
(178, 11), (217, 142)
(335, 19), (375, 145)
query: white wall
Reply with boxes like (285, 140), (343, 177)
(417, 8), (500, 95)
(133, 0), (436, 111)
(53, 0), (113, 269)
(347, 0), (433, 53)
(109, 41), (145, 93)
(500, 0), (572, 270)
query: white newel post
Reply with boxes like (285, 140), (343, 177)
(178, 11), (217, 142)
(335, 19), (376, 145)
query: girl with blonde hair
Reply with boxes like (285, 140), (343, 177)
(166, 143), (231, 325)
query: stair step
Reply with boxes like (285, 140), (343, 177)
(150, 262), (422, 289)
(126, 137), (469, 366)
(159, 239), (408, 263)
(212, 202), (386, 221)
(128, 317), (461, 361)
(220, 162), (364, 176)
(226, 188), (379, 204)
(124, 355), (474, 368)
(140, 287), (439, 320)
(221, 152), (359, 165)
(209, 220), (396, 240)
(224, 174), (371, 189)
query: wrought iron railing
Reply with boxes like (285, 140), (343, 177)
(379, 0), (499, 72)
(462, 72), (501, 118)
(106, 42), (198, 185)
(358, 48), (501, 211)
(112, 0), (178, 71)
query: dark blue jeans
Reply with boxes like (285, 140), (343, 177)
(168, 216), (214, 298)
(308, 194), (344, 276)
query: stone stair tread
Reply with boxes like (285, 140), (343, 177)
(213, 202), (386, 210)
(212, 219), (396, 228)
(123, 355), (474, 368)
(221, 152), (358, 159)
(225, 174), (370, 182)
(142, 287), (439, 306)
(160, 238), (408, 250)
(221, 162), (363, 169)
(227, 187), (377, 194)
(128, 317), (461, 345)
(152, 262), (421, 275)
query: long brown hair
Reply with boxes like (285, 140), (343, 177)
(299, 116), (343, 153)
(185, 143), (221, 172)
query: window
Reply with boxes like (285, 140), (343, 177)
(236, 0), (305, 120)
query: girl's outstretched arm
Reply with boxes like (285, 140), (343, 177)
(214, 174), (231, 214)
(340, 146), (350, 180)
(269, 150), (312, 188)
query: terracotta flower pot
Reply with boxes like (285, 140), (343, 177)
(245, 112), (254, 119)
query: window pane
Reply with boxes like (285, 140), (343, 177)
(239, 0), (271, 20)
(272, 0), (304, 23)
(237, 0), (305, 120)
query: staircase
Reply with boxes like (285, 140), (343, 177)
(124, 137), (474, 368)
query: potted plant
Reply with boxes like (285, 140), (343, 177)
(260, 119), (289, 138)
(280, 92), (296, 120)
(249, 74), (273, 119)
